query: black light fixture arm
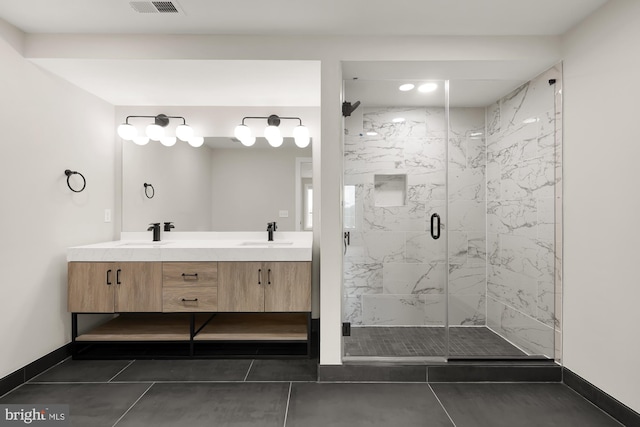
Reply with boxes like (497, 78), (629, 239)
(240, 115), (303, 127)
(124, 114), (187, 127)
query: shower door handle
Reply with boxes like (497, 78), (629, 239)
(430, 213), (441, 240)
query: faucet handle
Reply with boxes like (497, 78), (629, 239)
(164, 222), (175, 231)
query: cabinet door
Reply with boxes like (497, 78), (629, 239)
(114, 262), (162, 312)
(68, 262), (115, 313)
(218, 262), (264, 312)
(264, 262), (311, 312)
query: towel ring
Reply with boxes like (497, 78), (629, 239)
(144, 183), (155, 199)
(65, 170), (86, 193)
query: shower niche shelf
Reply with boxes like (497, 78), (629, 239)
(374, 174), (407, 207)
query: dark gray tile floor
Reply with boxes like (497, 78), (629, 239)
(0, 359), (624, 426)
(344, 326), (528, 357)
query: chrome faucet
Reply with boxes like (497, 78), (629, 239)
(267, 222), (277, 241)
(147, 223), (161, 242)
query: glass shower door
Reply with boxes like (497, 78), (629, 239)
(341, 77), (450, 362)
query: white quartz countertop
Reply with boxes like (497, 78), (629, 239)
(67, 232), (313, 262)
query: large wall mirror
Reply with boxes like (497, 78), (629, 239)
(122, 134), (313, 232)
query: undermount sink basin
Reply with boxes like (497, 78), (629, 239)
(118, 241), (171, 246)
(239, 241), (294, 246)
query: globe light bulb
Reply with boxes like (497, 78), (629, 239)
(240, 135), (256, 147)
(146, 124), (164, 141)
(176, 124), (194, 141)
(293, 125), (310, 148)
(234, 124), (252, 143)
(264, 125), (283, 147)
(133, 136), (150, 146)
(117, 123), (137, 140)
(160, 136), (177, 147)
(188, 136), (204, 148)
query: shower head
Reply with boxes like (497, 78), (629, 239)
(342, 101), (361, 117)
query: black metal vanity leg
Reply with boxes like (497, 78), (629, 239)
(307, 313), (312, 358)
(190, 314), (195, 357)
(71, 313), (78, 357)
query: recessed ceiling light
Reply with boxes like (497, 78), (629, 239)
(366, 131), (378, 136)
(392, 117), (405, 123)
(399, 83), (415, 92)
(523, 117), (539, 124)
(418, 83), (438, 93)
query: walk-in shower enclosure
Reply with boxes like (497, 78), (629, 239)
(342, 65), (562, 362)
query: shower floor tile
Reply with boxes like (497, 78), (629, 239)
(343, 326), (528, 358)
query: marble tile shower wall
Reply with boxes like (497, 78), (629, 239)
(343, 106), (486, 327)
(486, 66), (561, 358)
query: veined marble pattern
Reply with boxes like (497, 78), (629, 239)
(487, 199), (537, 237)
(449, 293), (486, 325)
(374, 174), (406, 206)
(363, 107), (429, 139)
(362, 295), (431, 326)
(344, 135), (404, 177)
(406, 232), (445, 264)
(382, 262), (445, 295)
(343, 262), (383, 296)
(487, 296), (554, 357)
(405, 138), (445, 175)
(364, 202), (426, 232)
(488, 265), (537, 318)
(449, 264), (486, 295)
(448, 163), (485, 201)
(484, 64), (561, 360)
(500, 234), (554, 281)
(343, 296), (362, 325)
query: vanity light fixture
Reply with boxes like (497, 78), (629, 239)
(234, 115), (310, 148)
(117, 114), (203, 148)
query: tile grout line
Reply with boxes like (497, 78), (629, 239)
(108, 360), (136, 383)
(243, 360), (255, 382)
(111, 382), (155, 427)
(428, 384), (458, 427)
(282, 382), (292, 427)
(26, 356), (72, 383)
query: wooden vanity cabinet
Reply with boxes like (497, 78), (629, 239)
(217, 261), (311, 312)
(68, 262), (162, 313)
(162, 262), (218, 312)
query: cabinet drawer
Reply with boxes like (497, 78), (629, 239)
(163, 262), (217, 287)
(162, 286), (217, 312)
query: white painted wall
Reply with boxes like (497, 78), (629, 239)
(562, 0), (640, 413)
(0, 28), (116, 378)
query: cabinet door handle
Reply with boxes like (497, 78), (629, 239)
(181, 298), (198, 302)
(258, 269), (262, 285)
(181, 273), (199, 279)
(106, 269), (112, 285)
(116, 269), (122, 285)
(267, 268), (271, 285)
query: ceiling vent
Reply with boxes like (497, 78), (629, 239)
(129, 1), (182, 14)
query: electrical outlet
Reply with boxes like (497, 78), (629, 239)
(104, 209), (112, 223)
(279, 210), (289, 218)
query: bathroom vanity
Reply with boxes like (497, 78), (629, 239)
(67, 232), (312, 358)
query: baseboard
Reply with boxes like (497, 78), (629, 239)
(563, 367), (640, 427)
(0, 344), (72, 397)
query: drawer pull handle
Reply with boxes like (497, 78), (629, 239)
(258, 268), (262, 285)
(106, 269), (112, 285)
(116, 269), (122, 285)
(268, 268), (271, 285)
(181, 273), (198, 279)
(181, 298), (199, 302)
